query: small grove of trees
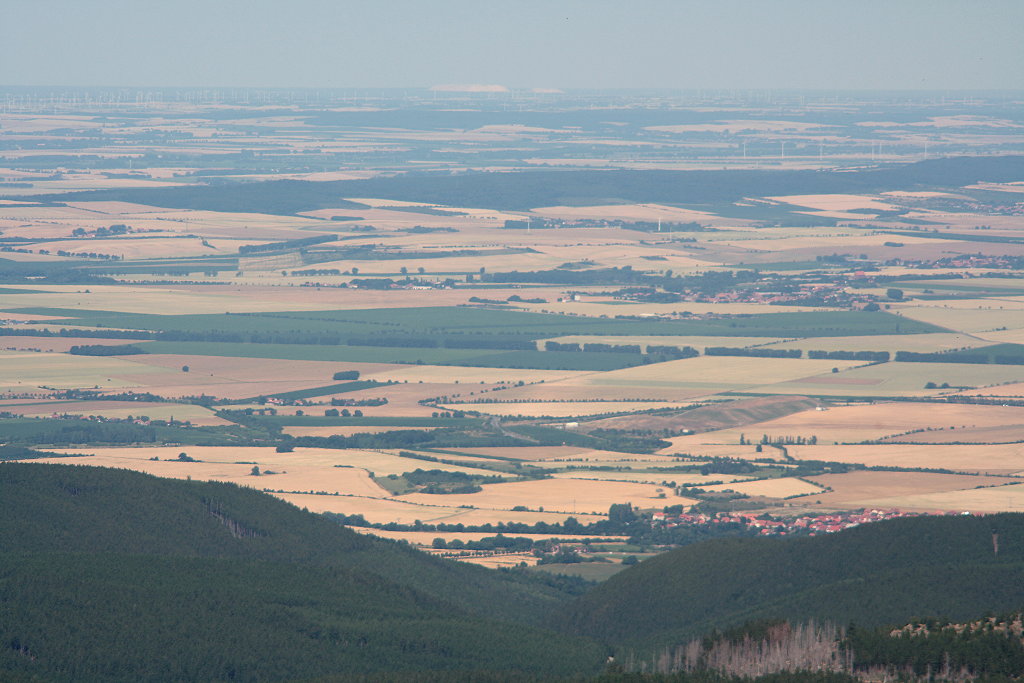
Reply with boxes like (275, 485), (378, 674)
(808, 350), (889, 362)
(333, 370), (360, 380)
(705, 347), (801, 359)
(69, 344), (145, 356)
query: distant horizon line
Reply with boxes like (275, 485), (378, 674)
(2, 85), (1023, 94)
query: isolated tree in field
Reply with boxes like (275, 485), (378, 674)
(181, 365), (190, 373)
(250, 466), (261, 476)
(887, 288), (904, 300)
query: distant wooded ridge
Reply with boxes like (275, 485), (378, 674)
(17, 155), (1024, 214)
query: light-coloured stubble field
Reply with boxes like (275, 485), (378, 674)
(398, 478), (696, 514)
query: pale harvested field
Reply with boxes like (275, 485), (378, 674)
(766, 333), (988, 354)
(758, 362), (1024, 398)
(445, 446), (607, 461)
(12, 400), (227, 426)
(282, 426), (439, 437)
(440, 401), (695, 418)
(1, 283), (585, 315)
(445, 446), (685, 465)
(312, 382), (474, 417)
(543, 335), (783, 351)
(857, 483), (1024, 513)
(530, 244), (717, 270)
(552, 471), (751, 486)
(0, 351), (171, 392)
(312, 251), (581, 275)
(88, 355), (400, 401)
(33, 454), (393, 498)
(489, 382), (712, 402)
(398, 478), (696, 514)
(276, 493), (584, 525)
(973, 329), (1024, 345)
(128, 355), (395, 382)
(349, 528), (627, 544)
(892, 306), (1024, 334)
(647, 120), (832, 134)
(51, 446), (501, 478)
(657, 442), (778, 460)
(362, 365), (587, 385)
(720, 232), (953, 252)
(584, 356), (865, 391)
(0, 336), (152, 353)
(958, 382), (1024, 398)
(703, 477), (824, 498)
(0, 311), (74, 322)
(516, 300), (832, 317)
(767, 194), (899, 211)
(671, 402), (1024, 445)
(787, 443), (1024, 475)
(528, 203), (720, 223)
(801, 471), (1015, 510)
(38, 237), (269, 260)
(542, 459), (700, 470)
(452, 553), (540, 569)
(896, 297), (1024, 311)
(885, 425), (1024, 444)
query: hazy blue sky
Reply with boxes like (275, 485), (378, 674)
(3, 0), (1022, 90)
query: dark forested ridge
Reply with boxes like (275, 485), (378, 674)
(6, 464), (1024, 681)
(19, 155), (1024, 214)
(0, 463), (603, 682)
(556, 513), (1024, 651)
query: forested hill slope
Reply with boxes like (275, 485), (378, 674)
(0, 463), (604, 681)
(0, 461), (573, 623)
(557, 512), (1024, 650)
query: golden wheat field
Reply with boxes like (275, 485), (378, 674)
(800, 471), (1018, 511)
(276, 493), (586, 525)
(398, 478), (697, 515)
(702, 477), (825, 499)
(672, 402), (1024, 445)
(48, 446), (505, 478)
(787, 443), (1024, 474)
(348, 528), (627, 545)
(552, 471), (751, 486)
(440, 400), (695, 417)
(586, 356), (865, 390)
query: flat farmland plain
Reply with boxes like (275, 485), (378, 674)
(0, 351), (171, 392)
(765, 332), (989, 354)
(440, 400), (696, 417)
(799, 471), (1018, 511)
(671, 402), (1024, 445)
(398, 478), (696, 515)
(846, 483), (1024, 514)
(349, 528), (628, 545)
(276, 493), (586, 525)
(49, 446), (506, 478)
(787, 443), (1024, 475)
(552, 471), (751, 486)
(703, 477), (824, 499)
(579, 356), (866, 391)
(758, 361), (1024, 397)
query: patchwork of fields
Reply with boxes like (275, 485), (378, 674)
(3, 98), (1024, 559)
